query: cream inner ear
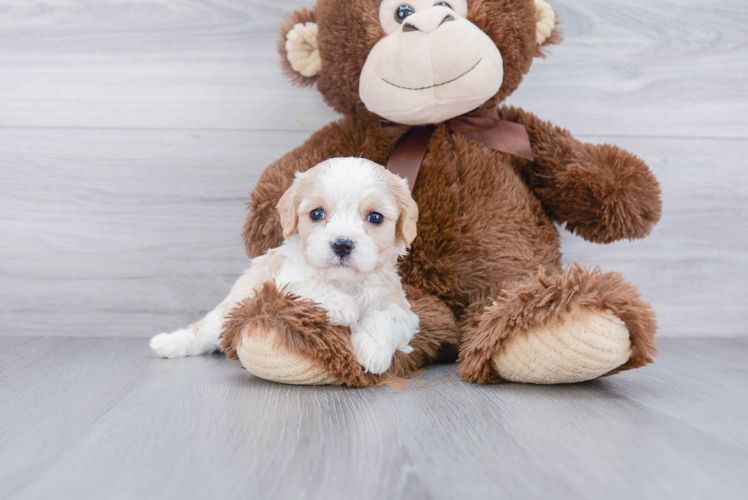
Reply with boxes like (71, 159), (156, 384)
(535, 0), (556, 45)
(285, 22), (322, 77)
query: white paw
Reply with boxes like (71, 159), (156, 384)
(350, 329), (395, 375)
(323, 296), (360, 327)
(149, 329), (215, 358)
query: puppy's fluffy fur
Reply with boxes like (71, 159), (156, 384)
(150, 158), (420, 374)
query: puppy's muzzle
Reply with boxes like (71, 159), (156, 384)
(332, 238), (355, 258)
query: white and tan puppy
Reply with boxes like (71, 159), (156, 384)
(150, 157), (419, 375)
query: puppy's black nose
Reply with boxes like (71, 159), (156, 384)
(332, 238), (354, 257)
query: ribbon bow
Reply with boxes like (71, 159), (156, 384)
(384, 116), (535, 190)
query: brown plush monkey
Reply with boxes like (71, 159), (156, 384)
(219, 0), (662, 386)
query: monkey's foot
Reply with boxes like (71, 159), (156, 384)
(491, 308), (631, 384)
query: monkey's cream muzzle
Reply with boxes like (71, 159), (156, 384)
(359, 4), (504, 126)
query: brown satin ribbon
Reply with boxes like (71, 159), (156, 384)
(385, 116), (535, 190)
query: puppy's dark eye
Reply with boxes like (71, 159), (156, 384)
(395, 5), (414, 23)
(367, 212), (384, 225)
(310, 208), (325, 221)
(434, 2), (452, 9)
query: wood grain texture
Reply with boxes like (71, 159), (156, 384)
(0, 0), (747, 338)
(1, 130), (745, 337)
(0, 128), (296, 335)
(0, 0), (745, 136)
(1, 337), (747, 500)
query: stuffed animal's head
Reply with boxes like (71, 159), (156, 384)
(278, 0), (561, 125)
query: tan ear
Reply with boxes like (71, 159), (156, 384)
(398, 195), (419, 248)
(534, 0), (562, 57)
(384, 171), (419, 248)
(276, 183), (299, 239)
(278, 8), (321, 87)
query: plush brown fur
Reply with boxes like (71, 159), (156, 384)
(230, 0), (662, 385)
(457, 264), (658, 383)
(220, 282), (379, 387)
(220, 282), (460, 388)
(500, 106), (663, 244)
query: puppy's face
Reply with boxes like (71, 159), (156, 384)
(277, 158), (418, 280)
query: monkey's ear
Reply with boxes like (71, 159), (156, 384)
(278, 8), (321, 86)
(534, 0), (562, 57)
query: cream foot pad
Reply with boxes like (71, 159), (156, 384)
(235, 328), (343, 385)
(491, 309), (632, 384)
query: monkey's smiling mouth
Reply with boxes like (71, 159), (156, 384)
(382, 59), (482, 91)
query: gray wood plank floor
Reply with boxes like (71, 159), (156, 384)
(1, 337), (746, 500)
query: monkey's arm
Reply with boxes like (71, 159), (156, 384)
(243, 116), (366, 257)
(498, 105), (662, 244)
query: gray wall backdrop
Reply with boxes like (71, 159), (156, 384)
(1, 0), (746, 338)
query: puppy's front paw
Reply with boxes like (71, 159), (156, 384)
(323, 296), (360, 327)
(150, 329), (215, 358)
(350, 329), (394, 375)
(150, 331), (189, 358)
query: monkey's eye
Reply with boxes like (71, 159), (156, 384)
(367, 212), (384, 225)
(310, 208), (325, 221)
(395, 5), (415, 23)
(434, 2), (452, 8)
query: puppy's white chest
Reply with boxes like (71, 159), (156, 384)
(339, 278), (391, 309)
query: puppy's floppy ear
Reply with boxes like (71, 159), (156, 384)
(278, 8), (321, 87)
(384, 171), (419, 248)
(276, 179), (299, 239)
(398, 196), (419, 248)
